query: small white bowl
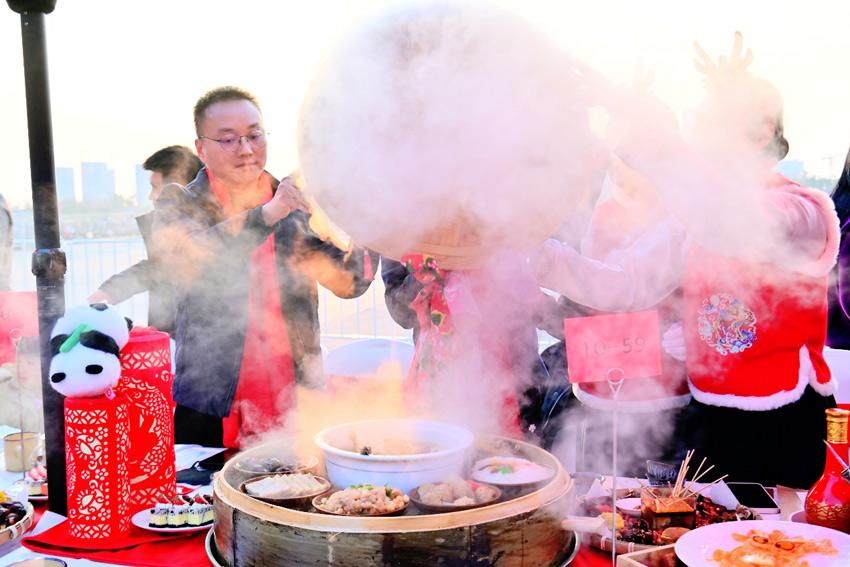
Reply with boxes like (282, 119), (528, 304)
(616, 497), (642, 517)
(314, 419), (474, 493)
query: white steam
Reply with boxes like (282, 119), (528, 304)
(297, 0), (601, 268)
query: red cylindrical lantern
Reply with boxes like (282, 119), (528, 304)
(64, 396), (131, 541)
(116, 327), (176, 512)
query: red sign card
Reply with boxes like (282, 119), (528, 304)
(563, 310), (662, 384)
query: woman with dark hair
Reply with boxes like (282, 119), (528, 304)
(827, 148), (850, 348)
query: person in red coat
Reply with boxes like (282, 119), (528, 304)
(534, 34), (840, 487)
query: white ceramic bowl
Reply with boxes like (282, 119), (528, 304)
(314, 419), (474, 493)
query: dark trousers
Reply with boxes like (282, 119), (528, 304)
(174, 403), (224, 448)
(676, 386), (835, 489)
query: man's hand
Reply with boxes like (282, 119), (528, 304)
(87, 290), (114, 304)
(262, 174), (312, 226)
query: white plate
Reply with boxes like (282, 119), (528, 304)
(471, 456), (554, 487)
(615, 497), (642, 517)
(27, 494), (47, 502)
(675, 519), (850, 566)
(791, 510), (807, 523)
(130, 509), (211, 534)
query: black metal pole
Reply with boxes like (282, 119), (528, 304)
(7, 0), (66, 515)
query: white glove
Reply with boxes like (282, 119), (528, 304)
(661, 322), (687, 362)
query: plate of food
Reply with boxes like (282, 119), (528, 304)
(409, 478), (501, 513)
(0, 494), (34, 546)
(132, 494), (214, 533)
(675, 520), (850, 566)
(312, 485), (409, 516)
(584, 493), (757, 551)
(240, 473), (330, 508)
(24, 464), (48, 502)
(471, 456), (554, 487)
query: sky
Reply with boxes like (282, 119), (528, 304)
(1, 0), (849, 208)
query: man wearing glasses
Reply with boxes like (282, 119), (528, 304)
(154, 86), (378, 448)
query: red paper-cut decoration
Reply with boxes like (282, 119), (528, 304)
(116, 327), (176, 513)
(65, 396), (131, 541)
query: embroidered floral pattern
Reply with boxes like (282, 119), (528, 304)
(697, 293), (757, 356)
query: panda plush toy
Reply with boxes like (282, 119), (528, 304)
(48, 303), (132, 398)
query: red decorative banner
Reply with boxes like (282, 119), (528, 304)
(116, 327), (176, 513)
(563, 310), (663, 384)
(65, 396), (131, 541)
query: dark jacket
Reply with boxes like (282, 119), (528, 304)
(98, 211), (176, 335)
(154, 169), (378, 418)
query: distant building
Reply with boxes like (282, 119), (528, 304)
(775, 159), (806, 182)
(55, 167), (76, 203)
(135, 164), (150, 207)
(81, 162), (116, 203)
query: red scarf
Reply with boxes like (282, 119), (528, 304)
(402, 254), (521, 437)
(208, 171), (296, 448)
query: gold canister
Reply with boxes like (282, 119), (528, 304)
(826, 408), (849, 444)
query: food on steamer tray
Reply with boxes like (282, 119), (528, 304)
(149, 494), (213, 528)
(711, 528), (838, 567)
(317, 485), (409, 515)
(417, 478), (499, 506)
(244, 474), (326, 499)
(471, 456), (554, 485)
(25, 464), (47, 497)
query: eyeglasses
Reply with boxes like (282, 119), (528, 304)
(199, 130), (268, 152)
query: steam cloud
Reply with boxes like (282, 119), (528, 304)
(297, 0), (602, 268)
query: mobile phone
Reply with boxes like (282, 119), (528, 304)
(727, 482), (780, 513)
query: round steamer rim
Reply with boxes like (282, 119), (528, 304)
(215, 437), (572, 534)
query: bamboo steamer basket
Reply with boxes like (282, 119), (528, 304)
(212, 437), (576, 566)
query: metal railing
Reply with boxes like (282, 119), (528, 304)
(10, 238), (413, 345)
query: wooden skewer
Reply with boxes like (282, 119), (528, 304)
(685, 475), (729, 499)
(685, 457), (707, 495)
(673, 453), (686, 497)
(689, 464), (716, 487)
(675, 450), (693, 498)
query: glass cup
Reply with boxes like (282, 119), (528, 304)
(4, 431), (39, 472)
(646, 460), (679, 487)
